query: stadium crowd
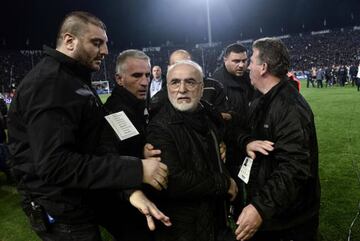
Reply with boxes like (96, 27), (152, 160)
(1, 26), (360, 94)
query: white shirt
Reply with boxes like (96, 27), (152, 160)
(150, 78), (162, 98)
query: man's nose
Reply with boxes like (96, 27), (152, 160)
(238, 61), (245, 68)
(178, 81), (187, 92)
(100, 43), (109, 56)
(140, 75), (149, 86)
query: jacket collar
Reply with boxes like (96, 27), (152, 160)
(43, 45), (93, 85)
(255, 77), (289, 110)
(112, 85), (145, 112)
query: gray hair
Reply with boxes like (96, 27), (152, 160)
(116, 49), (150, 75)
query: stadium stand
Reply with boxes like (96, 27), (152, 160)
(1, 26), (360, 96)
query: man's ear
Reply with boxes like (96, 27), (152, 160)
(260, 63), (268, 76)
(63, 33), (77, 52)
(115, 73), (124, 86)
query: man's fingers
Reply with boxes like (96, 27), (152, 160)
(235, 224), (252, 240)
(148, 205), (171, 227)
(236, 228), (256, 241)
(263, 140), (274, 145)
(262, 143), (274, 151)
(159, 162), (168, 171)
(145, 214), (156, 231)
(252, 141), (274, 156)
(149, 149), (161, 156)
(146, 157), (161, 162)
(221, 112), (232, 120)
(256, 148), (269, 156)
(256, 141), (274, 152)
(143, 203), (172, 231)
(158, 163), (168, 178)
(145, 143), (161, 156)
(154, 175), (168, 189)
(151, 179), (162, 191)
(131, 191), (172, 231)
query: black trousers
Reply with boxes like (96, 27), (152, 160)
(307, 78), (315, 88)
(33, 222), (102, 241)
(92, 192), (153, 241)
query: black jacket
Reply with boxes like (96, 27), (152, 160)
(147, 100), (230, 241)
(212, 64), (255, 123)
(7, 46), (143, 223)
(96, 85), (152, 240)
(212, 64), (257, 174)
(101, 85), (147, 157)
(202, 77), (229, 113)
(237, 79), (321, 231)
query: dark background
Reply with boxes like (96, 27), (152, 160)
(0, 0), (359, 49)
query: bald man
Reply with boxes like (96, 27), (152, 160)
(147, 60), (237, 241)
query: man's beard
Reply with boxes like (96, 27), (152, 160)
(169, 96), (200, 112)
(73, 45), (99, 71)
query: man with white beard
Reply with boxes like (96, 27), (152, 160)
(146, 60), (238, 241)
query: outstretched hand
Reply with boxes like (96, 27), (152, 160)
(246, 140), (274, 159)
(129, 190), (172, 231)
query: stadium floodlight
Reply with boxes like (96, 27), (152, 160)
(206, 0), (213, 45)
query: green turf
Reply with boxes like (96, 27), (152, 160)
(302, 85), (360, 241)
(99, 93), (110, 104)
(1, 84), (359, 240)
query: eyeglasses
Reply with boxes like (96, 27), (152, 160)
(167, 78), (202, 90)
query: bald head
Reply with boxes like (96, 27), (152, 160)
(169, 49), (192, 66)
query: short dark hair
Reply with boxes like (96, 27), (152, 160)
(252, 37), (290, 78)
(56, 11), (106, 47)
(224, 43), (247, 57)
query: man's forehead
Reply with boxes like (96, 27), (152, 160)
(85, 24), (107, 39)
(169, 65), (200, 79)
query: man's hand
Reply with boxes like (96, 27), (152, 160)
(228, 177), (238, 201)
(219, 141), (227, 162)
(246, 140), (274, 159)
(129, 190), (172, 231)
(221, 112), (232, 121)
(235, 204), (262, 240)
(144, 143), (161, 158)
(142, 157), (168, 190)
